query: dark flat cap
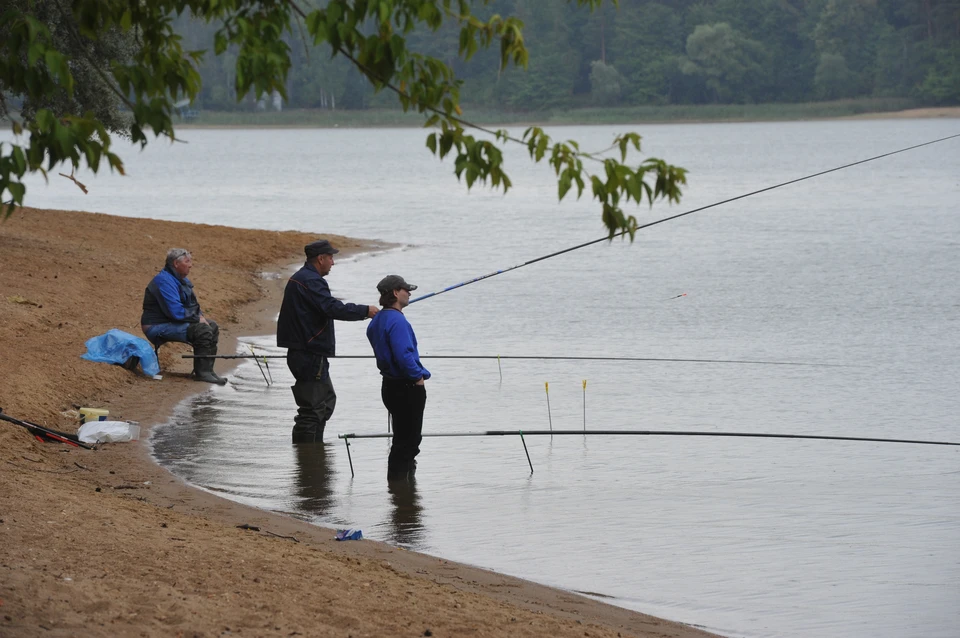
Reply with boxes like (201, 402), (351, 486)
(304, 239), (339, 259)
(377, 274), (417, 294)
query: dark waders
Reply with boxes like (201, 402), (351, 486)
(381, 378), (426, 480)
(287, 350), (336, 444)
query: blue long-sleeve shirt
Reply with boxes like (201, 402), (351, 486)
(366, 308), (431, 381)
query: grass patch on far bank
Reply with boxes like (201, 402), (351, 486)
(180, 97), (920, 128)
(546, 98), (919, 124)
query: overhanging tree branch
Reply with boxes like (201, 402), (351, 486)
(2, 0), (685, 233)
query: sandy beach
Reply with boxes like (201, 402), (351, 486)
(0, 207), (718, 638)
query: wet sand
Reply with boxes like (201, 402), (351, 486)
(0, 207), (718, 637)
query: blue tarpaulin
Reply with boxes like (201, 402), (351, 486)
(81, 329), (160, 376)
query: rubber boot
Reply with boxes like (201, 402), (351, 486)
(292, 428), (322, 444)
(387, 459), (416, 481)
(193, 348), (227, 385)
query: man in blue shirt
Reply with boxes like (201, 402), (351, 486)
(366, 274), (430, 480)
(141, 248), (227, 384)
(277, 240), (378, 444)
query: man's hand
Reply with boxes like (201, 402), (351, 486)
(199, 315), (210, 325)
(367, 306), (379, 319)
(415, 378), (425, 386)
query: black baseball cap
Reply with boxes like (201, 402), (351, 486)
(304, 239), (339, 259)
(377, 274), (417, 294)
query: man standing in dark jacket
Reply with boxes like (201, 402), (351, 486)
(141, 248), (227, 384)
(277, 240), (378, 444)
(366, 274), (430, 480)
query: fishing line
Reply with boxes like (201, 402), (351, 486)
(410, 132), (960, 304)
(184, 354), (844, 367)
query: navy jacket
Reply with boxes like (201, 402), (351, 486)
(141, 266), (201, 325)
(276, 262), (369, 356)
(366, 308), (431, 381)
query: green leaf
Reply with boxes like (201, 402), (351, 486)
(626, 174), (642, 203)
(7, 181), (26, 205)
(590, 175), (606, 200)
(558, 172), (572, 201)
(12, 147), (27, 174)
(28, 42), (43, 68)
(439, 133), (453, 158)
(535, 135), (548, 161)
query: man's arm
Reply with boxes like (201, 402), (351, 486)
(306, 277), (370, 321)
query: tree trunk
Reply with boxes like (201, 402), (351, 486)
(600, 8), (606, 64)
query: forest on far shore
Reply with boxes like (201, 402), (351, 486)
(176, 0), (960, 113)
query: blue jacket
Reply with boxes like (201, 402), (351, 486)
(366, 308), (431, 381)
(141, 266), (201, 325)
(276, 262), (369, 356)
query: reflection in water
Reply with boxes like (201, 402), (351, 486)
(385, 478), (424, 547)
(294, 444), (335, 517)
(189, 395), (222, 429)
(152, 394), (222, 463)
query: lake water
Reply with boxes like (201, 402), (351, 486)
(13, 119), (960, 637)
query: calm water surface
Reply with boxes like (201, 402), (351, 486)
(15, 120), (960, 637)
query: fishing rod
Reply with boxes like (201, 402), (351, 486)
(336, 428), (960, 476)
(0, 408), (94, 449)
(410, 133), (960, 304)
(182, 353), (845, 367)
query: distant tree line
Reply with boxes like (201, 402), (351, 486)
(177, 0), (960, 112)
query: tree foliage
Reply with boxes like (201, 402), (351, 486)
(681, 23), (769, 103)
(814, 52), (856, 99)
(165, 0), (960, 111)
(1, 0), (688, 239)
(589, 60), (622, 106)
(919, 43), (960, 104)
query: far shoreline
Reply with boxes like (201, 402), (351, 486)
(175, 104), (960, 130)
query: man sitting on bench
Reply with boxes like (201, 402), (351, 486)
(141, 248), (227, 385)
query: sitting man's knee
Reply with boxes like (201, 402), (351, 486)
(187, 322), (219, 349)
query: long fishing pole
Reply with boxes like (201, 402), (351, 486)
(410, 133), (960, 304)
(0, 409), (94, 449)
(182, 353), (844, 367)
(337, 428), (960, 476)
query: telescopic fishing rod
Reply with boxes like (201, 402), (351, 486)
(0, 408), (94, 449)
(339, 429), (960, 446)
(336, 429), (960, 476)
(409, 133), (960, 304)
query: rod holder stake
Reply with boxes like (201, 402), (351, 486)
(519, 430), (534, 474)
(344, 436), (355, 477)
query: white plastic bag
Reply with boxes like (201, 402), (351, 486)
(77, 420), (138, 444)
